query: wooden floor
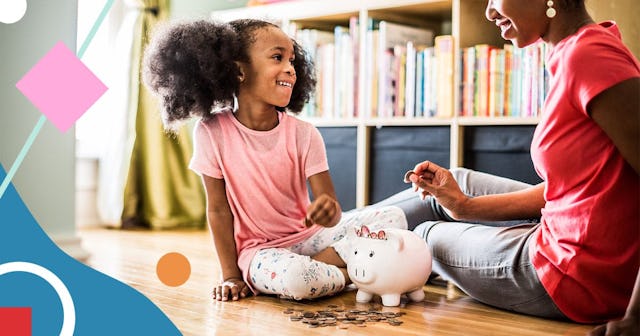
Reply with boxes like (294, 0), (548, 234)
(78, 227), (594, 336)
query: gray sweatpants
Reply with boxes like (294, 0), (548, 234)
(364, 168), (567, 320)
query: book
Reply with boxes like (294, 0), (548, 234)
(318, 43), (334, 118)
(376, 21), (434, 118)
(364, 28), (379, 118)
(377, 47), (395, 118)
(503, 44), (513, 116)
(392, 44), (406, 117)
(460, 46), (476, 117)
(349, 16), (360, 118)
(422, 47), (437, 117)
(295, 28), (334, 117)
(404, 41), (417, 118)
(414, 46), (424, 117)
(488, 48), (505, 117)
(474, 44), (493, 117)
(435, 35), (454, 118)
(334, 25), (355, 118)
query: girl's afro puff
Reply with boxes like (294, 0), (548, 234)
(143, 19), (316, 131)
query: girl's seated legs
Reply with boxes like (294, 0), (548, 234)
(248, 206), (407, 300)
(248, 247), (346, 300)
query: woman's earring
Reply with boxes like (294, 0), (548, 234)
(546, 0), (556, 18)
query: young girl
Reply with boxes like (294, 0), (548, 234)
(142, 19), (406, 301)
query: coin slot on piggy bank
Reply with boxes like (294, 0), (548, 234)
(347, 225), (432, 307)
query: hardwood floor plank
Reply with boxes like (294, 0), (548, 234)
(78, 228), (593, 336)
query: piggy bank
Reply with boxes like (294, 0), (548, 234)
(347, 225), (432, 307)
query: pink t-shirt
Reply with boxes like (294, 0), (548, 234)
(530, 22), (640, 323)
(189, 110), (328, 289)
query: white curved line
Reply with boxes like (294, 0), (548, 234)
(0, 261), (75, 336)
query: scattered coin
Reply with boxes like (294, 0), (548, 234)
(283, 304), (406, 329)
(388, 318), (404, 326)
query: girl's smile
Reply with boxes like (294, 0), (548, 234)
(237, 27), (297, 110)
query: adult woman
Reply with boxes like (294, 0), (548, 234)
(391, 0), (638, 334)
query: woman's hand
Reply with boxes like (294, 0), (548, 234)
(590, 271), (640, 336)
(588, 314), (639, 336)
(212, 277), (252, 301)
(305, 193), (340, 227)
(408, 161), (469, 219)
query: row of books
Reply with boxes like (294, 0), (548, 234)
(459, 42), (548, 118)
(293, 18), (444, 119)
(292, 18), (548, 120)
(292, 18), (356, 119)
(365, 22), (448, 119)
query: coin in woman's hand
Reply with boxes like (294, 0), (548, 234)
(403, 170), (415, 183)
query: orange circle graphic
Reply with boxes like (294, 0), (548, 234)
(156, 252), (191, 287)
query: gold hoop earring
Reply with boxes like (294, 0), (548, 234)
(546, 0), (557, 18)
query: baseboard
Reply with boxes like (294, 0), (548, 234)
(50, 233), (91, 262)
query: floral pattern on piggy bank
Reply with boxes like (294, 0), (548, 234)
(347, 225), (432, 307)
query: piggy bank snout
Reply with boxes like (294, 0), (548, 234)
(348, 265), (375, 284)
(348, 248), (377, 284)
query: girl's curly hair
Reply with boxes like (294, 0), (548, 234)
(143, 19), (316, 131)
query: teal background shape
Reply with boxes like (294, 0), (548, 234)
(0, 164), (181, 335)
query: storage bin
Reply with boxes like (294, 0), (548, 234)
(463, 126), (542, 185)
(369, 126), (450, 204)
(317, 127), (358, 210)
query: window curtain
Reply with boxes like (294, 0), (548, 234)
(98, 0), (205, 230)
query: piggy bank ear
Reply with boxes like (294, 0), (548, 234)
(386, 231), (405, 252)
(347, 226), (358, 239)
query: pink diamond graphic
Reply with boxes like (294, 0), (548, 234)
(15, 41), (108, 133)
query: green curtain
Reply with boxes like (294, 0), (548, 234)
(121, 0), (206, 229)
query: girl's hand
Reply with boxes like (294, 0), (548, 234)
(305, 194), (339, 227)
(212, 277), (251, 301)
(408, 161), (468, 219)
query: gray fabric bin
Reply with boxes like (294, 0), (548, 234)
(369, 126), (450, 204)
(463, 126), (542, 185)
(316, 127), (358, 211)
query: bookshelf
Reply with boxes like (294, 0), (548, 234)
(211, 0), (632, 209)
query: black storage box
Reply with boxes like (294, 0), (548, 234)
(316, 127), (358, 211)
(369, 126), (450, 204)
(463, 126), (542, 185)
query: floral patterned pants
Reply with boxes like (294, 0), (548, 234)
(248, 206), (407, 300)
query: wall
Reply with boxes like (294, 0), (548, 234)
(0, 1), (85, 258)
(587, 0), (639, 58)
(171, 0), (248, 19)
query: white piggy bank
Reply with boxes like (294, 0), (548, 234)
(347, 225), (432, 307)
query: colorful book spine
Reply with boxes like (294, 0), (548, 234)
(415, 47), (424, 117)
(474, 44), (492, 117)
(460, 46), (475, 116)
(435, 35), (454, 118)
